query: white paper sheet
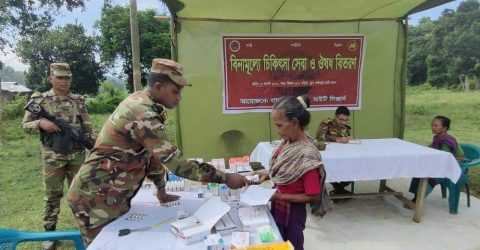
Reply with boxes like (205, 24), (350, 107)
(240, 185), (276, 206)
(170, 197), (231, 240)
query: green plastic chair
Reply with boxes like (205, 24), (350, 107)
(440, 144), (480, 214)
(0, 229), (85, 250)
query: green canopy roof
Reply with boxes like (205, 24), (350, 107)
(163, 0), (452, 22)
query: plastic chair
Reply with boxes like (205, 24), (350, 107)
(0, 229), (85, 250)
(439, 144), (480, 214)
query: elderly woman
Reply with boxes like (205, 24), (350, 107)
(409, 115), (464, 202)
(259, 95), (330, 250)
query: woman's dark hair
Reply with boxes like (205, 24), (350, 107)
(272, 95), (311, 129)
(434, 115), (451, 130)
(335, 106), (350, 116)
(148, 72), (174, 87)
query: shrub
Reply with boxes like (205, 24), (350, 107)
(1, 95), (28, 120)
(87, 81), (128, 113)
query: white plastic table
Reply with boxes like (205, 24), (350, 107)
(88, 187), (282, 250)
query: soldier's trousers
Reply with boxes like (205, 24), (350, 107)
(41, 149), (85, 231)
(67, 157), (147, 246)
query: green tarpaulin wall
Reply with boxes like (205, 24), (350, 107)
(161, 0), (452, 160)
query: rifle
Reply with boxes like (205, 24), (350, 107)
(24, 100), (94, 154)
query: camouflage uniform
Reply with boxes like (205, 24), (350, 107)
(67, 59), (227, 245)
(315, 118), (351, 144)
(315, 118), (353, 193)
(22, 64), (95, 232)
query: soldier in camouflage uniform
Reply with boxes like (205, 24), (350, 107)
(22, 63), (96, 249)
(67, 58), (248, 246)
(315, 106), (353, 196)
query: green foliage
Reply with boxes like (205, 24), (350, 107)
(474, 63), (480, 78)
(407, 18), (435, 85)
(87, 81), (128, 113)
(97, 4), (171, 92)
(0, 0), (85, 52)
(16, 24), (104, 94)
(1, 95), (28, 120)
(407, 104), (429, 116)
(408, 0), (480, 87)
(426, 54), (449, 86)
(405, 83), (434, 95)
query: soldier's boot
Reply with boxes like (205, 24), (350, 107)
(42, 225), (58, 250)
(42, 240), (57, 250)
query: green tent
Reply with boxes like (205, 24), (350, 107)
(162, 0), (452, 160)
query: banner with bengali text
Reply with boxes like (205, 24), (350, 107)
(222, 35), (365, 113)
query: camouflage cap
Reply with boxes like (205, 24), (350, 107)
(50, 63), (72, 77)
(150, 58), (190, 86)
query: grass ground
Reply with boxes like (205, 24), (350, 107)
(0, 86), (479, 249)
(403, 85), (480, 196)
(0, 114), (110, 249)
(404, 85), (480, 145)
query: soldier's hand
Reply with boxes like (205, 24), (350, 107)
(39, 118), (61, 133)
(258, 172), (270, 183)
(225, 173), (248, 189)
(156, 188), (180, 204)
(336, 137), (349, 144)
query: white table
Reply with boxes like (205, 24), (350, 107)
(88, 187), (282, 250)
(250, 138), (462, 222)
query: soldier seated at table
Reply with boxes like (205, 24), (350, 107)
(408, 115), (464, 204)
(316, 106), (354, 197)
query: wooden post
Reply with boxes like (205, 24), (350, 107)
(413, 178), (428, 223)
(130, 0), (142, 92)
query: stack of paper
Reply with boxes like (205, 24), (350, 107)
(214, 210), (238, 235)
(170, 197), (230, 244)
(240, 185), (276, 207)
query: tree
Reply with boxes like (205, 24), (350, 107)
(474, 63), (480, 79)
(16, 24), (104, 94)
(0, 0), (86, 52)
(97, 4), (171, 92)
(426, 54), (449, 86)
(407, 17), (434, 85)
(408, 0), (480, 87)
